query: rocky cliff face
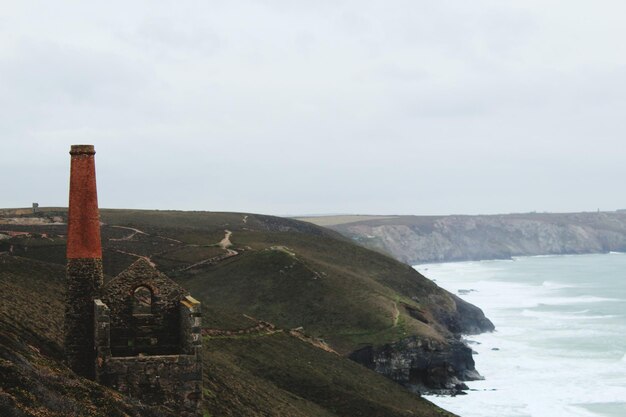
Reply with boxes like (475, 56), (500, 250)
(328, 212), (626, 264)
(350, 291), (493, 395)
(350, 337), (480, 395)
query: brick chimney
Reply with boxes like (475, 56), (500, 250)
(67, 145), (102, 259)
(65, 144), (104, 379)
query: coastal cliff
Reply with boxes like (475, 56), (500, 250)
(350, 293), (493, 395)
(351, 337), (480, 395)
(1, 207), (492, 415)
(300, 211), (626, 264)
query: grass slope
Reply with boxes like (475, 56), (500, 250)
(0, 254), (454, 416)
(0, 207), (490, 416)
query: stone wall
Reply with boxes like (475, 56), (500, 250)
(93, 260), (203, 416)
(101, 354), (202, 417)
(94, 299), (111, 381)
(180, 295), (202, 356)
(65, 258), (103, 379)
(100, 259), (185, 356)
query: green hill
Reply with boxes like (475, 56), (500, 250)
(0, 208), (493, 416)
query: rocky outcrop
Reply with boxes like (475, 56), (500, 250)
(350, 336), (481, 395)
(350, 292), (494, 395)
(331, 211), (626, 264)
(432, 293), (495, 335)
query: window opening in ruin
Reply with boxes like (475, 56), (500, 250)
(132, 286), (152, 315)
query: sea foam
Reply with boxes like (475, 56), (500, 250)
(419, 254), (626, 417)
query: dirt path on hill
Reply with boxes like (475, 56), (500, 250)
(112, 249), (156, 266)
(216, 229), (238, 256)
(177, 230), (238, 272)
(219, 230), (233, 249)
(219, 230), (238, 256)
(109, 227), (237, 272)
(109, 225), (182, 244)
(202, 320), (280, 338)
(392, 302), (400, 327)
(109, 226), (147, 241)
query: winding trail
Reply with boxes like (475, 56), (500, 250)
(111, 249), (156, 266)
(177, 230), (238, 272)
(108, 225), (182, 244)
(202, 320), (280, 338)
(392, 302), (400, 327)
(107, 225), (238, 272)
(109, 226), (147, 241)
(219, 230), (233, 249)
(219, 230), (238, 256)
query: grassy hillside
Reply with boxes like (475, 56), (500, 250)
(0, 208), (492, 416)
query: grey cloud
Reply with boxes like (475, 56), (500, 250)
(2, 1), (626, 214)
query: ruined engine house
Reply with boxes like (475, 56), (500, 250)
(64, 145), (202, 417)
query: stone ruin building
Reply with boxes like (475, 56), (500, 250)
(64, 145), (202, 416)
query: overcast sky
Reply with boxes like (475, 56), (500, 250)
(2, 1), (626, 215)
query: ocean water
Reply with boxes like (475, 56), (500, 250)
(415, 253), (626, 417)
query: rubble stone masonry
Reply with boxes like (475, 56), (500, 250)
(65, 145), (202, 415)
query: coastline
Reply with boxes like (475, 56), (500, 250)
(416, 253), (626, 417)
